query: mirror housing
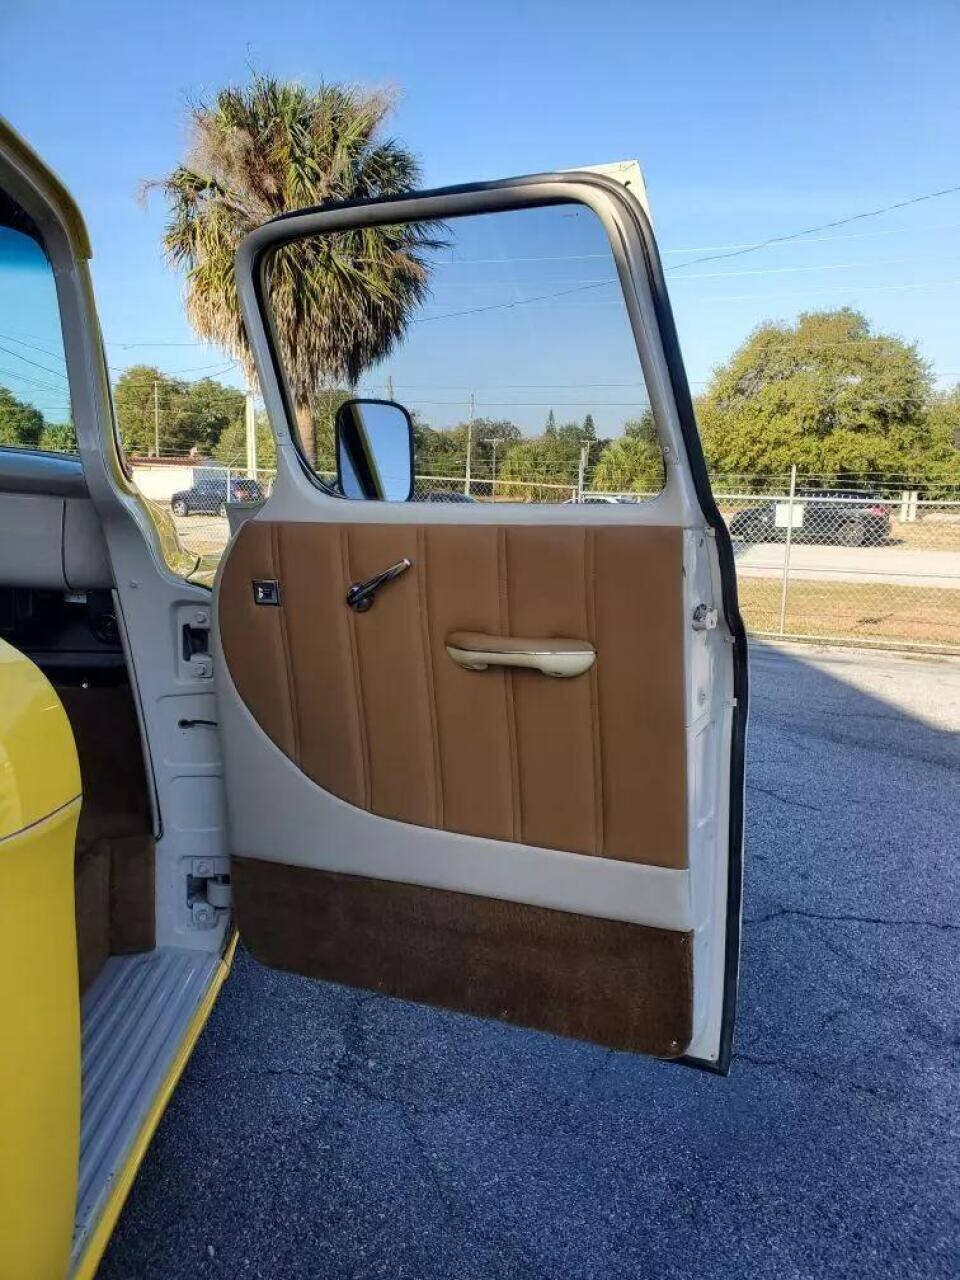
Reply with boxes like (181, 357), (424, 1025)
(335, 398), (415, 502)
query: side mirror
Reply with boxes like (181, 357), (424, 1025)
(335, 398), (414, 502)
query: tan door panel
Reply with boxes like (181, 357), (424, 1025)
(219, 519), (687, 869)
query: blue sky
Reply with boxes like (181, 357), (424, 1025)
(4, 0), (960, 433)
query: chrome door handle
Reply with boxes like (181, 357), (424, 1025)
(346, 558), (412, 612)
(445, 631), (596, 678)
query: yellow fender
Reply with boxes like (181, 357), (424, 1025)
(0, 638), (82, 1280)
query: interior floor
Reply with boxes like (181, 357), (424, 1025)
(71, 947), (221, 1269)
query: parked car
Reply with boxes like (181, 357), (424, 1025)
(170, 474), (264, 517)
(728, 490), (890, 547)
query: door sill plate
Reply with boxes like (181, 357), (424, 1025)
(71, 947), (220, 1269)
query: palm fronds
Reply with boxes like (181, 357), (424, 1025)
(149, 74), (443, 455)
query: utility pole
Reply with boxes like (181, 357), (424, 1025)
(489, 438), (499, 498)
(245, 390), (257, 479)
(465, 391), (476, 496)
(153, 380), (160, 457)
(386, 374), (394, 401)
(577, 444), (588, 502)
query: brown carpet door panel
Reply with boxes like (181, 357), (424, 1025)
(218, 518), (696, 1058)
(232, 858), (693, 1058)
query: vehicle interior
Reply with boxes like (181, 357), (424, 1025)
(0, 451), (229, 1270)
(0, 175), (233, 1276)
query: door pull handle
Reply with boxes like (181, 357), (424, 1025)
(445, 631), (596, 678)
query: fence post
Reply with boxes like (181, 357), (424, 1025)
(245, 390), (257, 479)
(576, 445), (588, 502)
(778, 464), (797, 636)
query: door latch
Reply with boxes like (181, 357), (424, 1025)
(346, 558), (412, 612)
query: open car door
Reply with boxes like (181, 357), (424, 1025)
(216, 167), (747, 1072)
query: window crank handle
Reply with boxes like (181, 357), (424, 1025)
(345, 557), (413, 612)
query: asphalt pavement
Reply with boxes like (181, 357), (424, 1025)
(99, 641), (960, 1280)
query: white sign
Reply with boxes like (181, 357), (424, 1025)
(774, 501), (804, 530)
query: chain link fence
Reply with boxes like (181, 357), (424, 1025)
(135, 456), (960, 653)
(716, 469), (960, 653)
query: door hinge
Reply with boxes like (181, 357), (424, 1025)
(692, 603), (718, 631)
(186, 857), (231, 929)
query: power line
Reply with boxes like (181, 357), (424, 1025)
(666, 219), (960, 255)
(414, 278), (615, 324)
(440, 220), (960, 265)
(415, 184), (960, 323)
(428, 251), (957, 289)
(110, 363), (240, 384)
(0, 341), (69, 383)
(0, 333), (67, 365)
(679, 274), (960, 305)
(360, 380), (647, 390)
(418, 275), (960, 317)
(0, 332), (240, 381)
(107, 340), (211, 349)
(0, 365), (68, 393)
(666, 184), (960, 274)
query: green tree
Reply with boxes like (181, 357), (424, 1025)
(151, 74), (443, 464)
(544, 409), (557, 436)
(923, 386), (960, 487)
(414, 421), (465, 477)
(114, 367), (249, 456)
(592, 412), (664, 494)
(460, 418), (521, 483)
(39, 421), (77, 453)
(696, 308), (935, 480)
(0, 386), (45, 447)
(212, 410), (277, 471)
(582, 413), (596, 442)
(497, 430), (581, 500)
(172, 378), (244, 455)
(113, 366), (184, 455)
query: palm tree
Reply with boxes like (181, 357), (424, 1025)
(152, 74), (442, 462)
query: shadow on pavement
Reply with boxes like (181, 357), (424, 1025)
(99, 642), (960, 1280)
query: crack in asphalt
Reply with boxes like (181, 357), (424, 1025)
(732, 1052), (888, 1100)
(758, 718), (959, 771)
(745, 906), (960, 931)
(748, 783), (824, 812)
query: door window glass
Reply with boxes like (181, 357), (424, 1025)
(264, 201), (665, 504)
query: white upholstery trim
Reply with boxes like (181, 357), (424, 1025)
(215, 628), (693, 933)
